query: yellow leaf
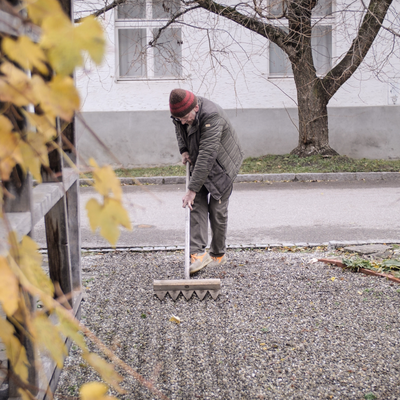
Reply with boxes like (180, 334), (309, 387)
(18, 388), (36, 400)
(23, 111), (57, 141)
(74, 16), (106, 65)
(89, 159), (122, 200)
(86, 198), (103, 232)
(40, 13), (82, 75)
(19, 141), (42, 182)
(32, 314), (67, 368)
(18, 131), (50, 183)
(98, 198), (132, 245)
(55, 308), (88, 351)
(0, 62), (37, 106)
(80, 382), (107, 400)
(0, 186), (3, 218)
(86, 198), (131, 247)
(80, 382), (118, 400)
(2, 36), (48, 74)
(39, 12), (105, 75)
(0, 115), (23, 181)
(331, 277), (336, 281)
(26, 0), (64, 25)
(0, 318), (29, 383)
(0, 257), (19, 316)
(9, 234), (54, 297)
(169, 315), (181, 324)
(82, 352), (124, 392)
(32, 75), (80, 121)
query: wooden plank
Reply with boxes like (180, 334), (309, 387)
(39, 291), (82, 400)
(45, 196), (74, 307)
(0, 9), (40, 40)
(3, 171), (38, 399)
(4, 169), (33, 214)
(66, 181), (81, 290)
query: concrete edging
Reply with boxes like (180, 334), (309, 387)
(71, 239), (400, 254)
(80, 171), (400, 186)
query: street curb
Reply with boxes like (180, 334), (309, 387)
(79, 171), (400, 186)
(63, 239), (400, 254)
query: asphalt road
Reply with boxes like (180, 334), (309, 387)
(33, 179), (400, 249)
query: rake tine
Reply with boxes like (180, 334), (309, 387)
(209, 289), (221, 300)
(168, 290), (181, 300)
(195, 290), (207, 300)
(155, 290), (167, 300)
(182, 290), (194, 300)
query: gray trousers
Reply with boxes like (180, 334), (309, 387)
(190, 184), (233, 257)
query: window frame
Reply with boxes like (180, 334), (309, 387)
(267, 0), (335, 79)
(115, 0), (184, 81)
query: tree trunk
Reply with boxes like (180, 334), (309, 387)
(290, 52), (338, 157)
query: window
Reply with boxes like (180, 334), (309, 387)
(268, 0), (332, 17)
(116, 0), (182, 80)
(268, 0), (333, 77)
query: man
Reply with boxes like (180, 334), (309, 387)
(169, 88), (244, 274)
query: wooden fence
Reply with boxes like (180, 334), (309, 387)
(0, 1), (82, 398)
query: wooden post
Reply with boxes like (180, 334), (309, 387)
(4, 168), (39, 399)
(45, 195), (74, 306)
(66, 180), (81, 291)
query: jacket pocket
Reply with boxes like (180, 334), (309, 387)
(205, 161), (232, 200)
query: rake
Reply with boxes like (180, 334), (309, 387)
(153, 163), (221, 300)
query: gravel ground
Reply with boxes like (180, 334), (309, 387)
(55, 249), (400, 400)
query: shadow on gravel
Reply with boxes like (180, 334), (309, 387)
(55, 249), (400, 400)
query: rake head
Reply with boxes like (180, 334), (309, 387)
(153, 279), (221, 300)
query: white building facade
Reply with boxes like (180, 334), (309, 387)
(75, 0), (400, 167)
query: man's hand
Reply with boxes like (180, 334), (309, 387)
(182, 189), (196, 210)
(181, 152), (191, 165)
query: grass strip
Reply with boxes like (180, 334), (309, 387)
(83, 154), (400, 179)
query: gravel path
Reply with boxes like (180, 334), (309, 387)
(55, 249), (400, 400)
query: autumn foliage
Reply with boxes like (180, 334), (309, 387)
(0, 0), (132, 399)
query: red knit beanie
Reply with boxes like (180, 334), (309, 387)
(169, 89), (197, 118)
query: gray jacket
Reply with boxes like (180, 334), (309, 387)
(173, 97), (244, 200)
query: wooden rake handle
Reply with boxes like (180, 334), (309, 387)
(184, 162), (191, 280)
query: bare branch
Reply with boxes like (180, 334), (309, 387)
(324, 0), (394, 98)
(195, 0), (292, 53)
(74, 0), (128, 23)
(149, 5), (201, 46)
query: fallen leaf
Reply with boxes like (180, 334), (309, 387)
(169, 315), (181, 324)
(331, 277), (336, 281)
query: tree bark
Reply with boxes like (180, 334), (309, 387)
(287, 1), (337, 156)
(291, 70), (338, 156)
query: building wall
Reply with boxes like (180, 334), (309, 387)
(76, 105), (400, 167)
(74, 1), (400, 166)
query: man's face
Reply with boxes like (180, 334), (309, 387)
(176, 105), (199, 125)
